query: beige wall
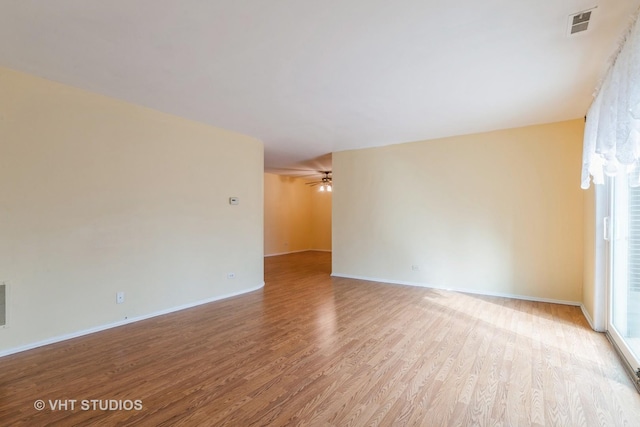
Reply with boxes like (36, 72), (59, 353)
(264, 174), (312, 255)
(333, 119), (585, 303)
(311, 189), (332, 251)
(581, 184), (607, 331)
(264, 173), (332, 255)
(582, 186), (596, 324)
(0, 67), (264, 354)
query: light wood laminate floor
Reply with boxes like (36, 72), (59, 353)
(1, 251), (640, 426)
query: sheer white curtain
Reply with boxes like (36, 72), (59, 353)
(582, 13), (640, 189)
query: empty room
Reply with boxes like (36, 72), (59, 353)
(2, 1), (640, 426)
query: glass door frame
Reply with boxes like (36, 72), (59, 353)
(606, 174), (640, 380)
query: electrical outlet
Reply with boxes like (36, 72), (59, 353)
(411, 265), (420, 271)
(227, 272), (235, 279)
(116, 292), (125, 304)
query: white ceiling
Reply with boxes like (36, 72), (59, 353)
(0, 1), (638, 175)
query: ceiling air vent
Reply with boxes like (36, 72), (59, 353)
(568, 8), (595, 36)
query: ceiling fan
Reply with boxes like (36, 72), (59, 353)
(305, 171), (332, 192)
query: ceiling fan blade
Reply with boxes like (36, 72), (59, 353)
(266, 167), (317, 173)
(296, 173), (324, 178)
(265, 167), (331, 179)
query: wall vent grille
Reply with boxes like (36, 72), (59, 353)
(0, 283), (5, 327)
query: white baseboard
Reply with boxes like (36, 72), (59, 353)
(580, 304), (604, 331)
(331, 273), (581, 307)
(264, 249), (331, 257)
(0, 282), (265, 358)
(264, 250), (309, 257)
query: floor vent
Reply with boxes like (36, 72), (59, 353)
(568, 9), (595, 36)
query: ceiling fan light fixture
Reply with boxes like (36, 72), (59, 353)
(304, 171), (332, 192)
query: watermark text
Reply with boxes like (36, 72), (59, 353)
(34, 399), (142, 411)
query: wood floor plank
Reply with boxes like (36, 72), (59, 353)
(1, 251), (640, 426)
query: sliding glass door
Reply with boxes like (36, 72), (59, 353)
(609, 173), (640, 374)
